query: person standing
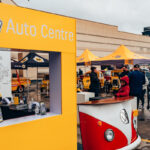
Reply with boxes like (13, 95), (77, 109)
(79, 68), (83, 76)
(120, 65), (129, 78)
(115, 76), (130, 97)
(128, 64), (145, 109)
(141, 71), (149, 109)
(89, 67), (100, 97)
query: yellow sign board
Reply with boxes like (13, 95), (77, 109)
(125, 59), (133, 65)
(0, 3), (76, 150)
(0, 3), (76, 53)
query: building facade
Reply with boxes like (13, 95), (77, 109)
(77, 19), (150, 58)
(1, 0), (16, 5)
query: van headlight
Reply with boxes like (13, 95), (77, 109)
(104, 129), (114, 142)
(120, 109), (129, 124)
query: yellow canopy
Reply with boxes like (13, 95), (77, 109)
(94, 45), (149, 65)
(77, 49), (99, 65)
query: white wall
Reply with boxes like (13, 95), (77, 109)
(0, 49), (12, 98)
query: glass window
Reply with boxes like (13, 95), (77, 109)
(0, 48), (62, 127)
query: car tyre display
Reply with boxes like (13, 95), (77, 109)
(17, 85), (24, 93)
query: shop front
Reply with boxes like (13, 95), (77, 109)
(0, 3), (76, 150)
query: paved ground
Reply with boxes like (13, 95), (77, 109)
(77, 99), (150, 150)
(136, 108), (150, 150)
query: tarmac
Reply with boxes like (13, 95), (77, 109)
(137, 108), (150, 150)
(77, 98), (150, 150)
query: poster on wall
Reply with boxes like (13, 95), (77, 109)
(0, 49), (12, 98)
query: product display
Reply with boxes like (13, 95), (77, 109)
(40, 102), (46, 115)
(2, 98), (11, 105)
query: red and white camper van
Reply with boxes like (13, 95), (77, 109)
(78, 96), (141, 150)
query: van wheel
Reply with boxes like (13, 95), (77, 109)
(17, 86), (24, 93)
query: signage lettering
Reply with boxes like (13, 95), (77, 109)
(6, 19), (74, 41)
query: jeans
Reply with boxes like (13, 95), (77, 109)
(137, 89), (146, 109)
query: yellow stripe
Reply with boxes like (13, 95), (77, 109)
(142, 139), (150, 143)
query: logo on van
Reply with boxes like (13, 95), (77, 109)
(0, 20), (3, 32)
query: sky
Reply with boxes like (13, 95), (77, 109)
(13, 0), (150, 34)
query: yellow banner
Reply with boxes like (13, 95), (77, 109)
(85, 61), (91, 66)
(0, 3), (76, 53)
(125, 59), (133, 65)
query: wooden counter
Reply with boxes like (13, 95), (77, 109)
(78, 96), (134, 105)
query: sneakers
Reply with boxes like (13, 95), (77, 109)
(139, 105), (144, 110)
(138, 105), (142, 110)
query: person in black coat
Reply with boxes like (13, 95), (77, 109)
(79, 68), (83, 76)
(128, 64), (145, 109)
(89, 67), (100, 97)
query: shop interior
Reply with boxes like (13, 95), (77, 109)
(0, 48), (53, 122)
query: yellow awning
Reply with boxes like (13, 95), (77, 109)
(92, 45), (150, 65)
(77, 49), (99, 65)
(93, 45), (149, 65)
(97, 45), (148, 61)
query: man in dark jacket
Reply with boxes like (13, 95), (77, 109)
(128, 64), (145, 109)
(79, 68), (83, 76)
(89, 67), (100, 97)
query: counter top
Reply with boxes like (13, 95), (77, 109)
(78, 96), (134, 105)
